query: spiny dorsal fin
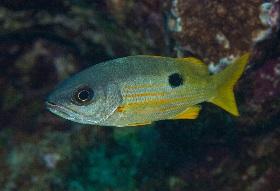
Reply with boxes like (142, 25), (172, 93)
(177, 57), (209, 75)
(176, 57), (205, 66)
(171, 105), (201, 120)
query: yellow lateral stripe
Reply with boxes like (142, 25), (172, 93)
(123, 92), (166, 98)
(159, 104), (182, 112)
(123, 87), (187, 99)
(121, 96), (189, 112)
(132, 104), (183, 114)
(123, 83), (166, 90)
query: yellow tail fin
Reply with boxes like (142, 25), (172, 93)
(209, 53), (250, 116)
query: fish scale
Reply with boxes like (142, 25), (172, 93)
(115, 80), (208, 125)
(46, 53), (250, 127)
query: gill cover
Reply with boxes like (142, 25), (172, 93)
(75, 83), (123, 124)
(98, 83), (123, 123)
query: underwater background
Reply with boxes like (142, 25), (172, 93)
(0, 0), (280, 190)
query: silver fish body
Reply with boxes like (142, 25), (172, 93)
(46, 54), (249, 127)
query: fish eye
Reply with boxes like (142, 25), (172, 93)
(72, 86), (94, 105)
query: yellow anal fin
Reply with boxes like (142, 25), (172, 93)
(172, 105), (201, 120)
(127, 122), (152, 127)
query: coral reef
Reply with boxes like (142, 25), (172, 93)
(0, 0), (280, 191)
(169, 0), (267, 62)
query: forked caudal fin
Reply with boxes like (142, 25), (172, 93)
(209, 53), (250, 116)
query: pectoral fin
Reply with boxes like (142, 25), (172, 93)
(172, 105), (201, 120)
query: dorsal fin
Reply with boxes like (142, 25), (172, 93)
(177, 57), (209, 75)
(176, 57), (205, 66)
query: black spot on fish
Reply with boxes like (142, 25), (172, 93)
(168, 73), (183, 88)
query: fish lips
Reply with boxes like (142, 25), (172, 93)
(45, 101), (102, 124)
(45, 101), (92, 124)
(45, 101), (76, 120)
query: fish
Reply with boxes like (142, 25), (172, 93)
(46, 53), (250, 127)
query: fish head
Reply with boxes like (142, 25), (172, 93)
(46, 69), (122, 125)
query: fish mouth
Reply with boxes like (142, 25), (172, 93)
(46, 101), (78, 121)
(45, 101), (101, 124)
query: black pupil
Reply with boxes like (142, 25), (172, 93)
(73, 86), (94, 105)
(168, 73), (183, 88)
(78, 90), (90, 101)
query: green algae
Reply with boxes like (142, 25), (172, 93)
(65, 127), (159, 191)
